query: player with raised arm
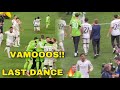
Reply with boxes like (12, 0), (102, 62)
(76, 53), (93, 78)
(81, 18), (92, 55)
(46, 15), (50, 29)
(58, 17), (67, 52)
(79, 12), (86, 24)
(107, 15), (120, 53)
(4, 27), (15, 58)
(69, 13), (82, 57)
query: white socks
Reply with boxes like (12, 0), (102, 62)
(83, 44), (87, 54)
(17, 37), (20, 46)
(83, 44), (89, 55)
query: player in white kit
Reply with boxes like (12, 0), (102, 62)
(33, 18), (37, 31)
(58, 17), (67, 51)
(36, 17), (41, 31)
(81, 18), (92, 55)
(0, 29), (3, 46)
(76, 53), (93, 78)
(12, 17), (20, 47)
(107, 15), (120, 53)
(4, 27), (15, 58)
(12, 15), (17, 25)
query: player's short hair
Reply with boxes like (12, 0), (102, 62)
(75, 13), (80, 17)
(80, 53), (85, 56)
(94, 19), (99, 24)
(41, 35), (44, 39)
(10, 27), (13, 29)
(48, 14), (49, 16)
(16, 17), (19, 20)
(85, 18), (88, 22)
(72, 64), (76, 66)
(34, 37), (38, 40)
(114, 15), (118, 18)
(46, 37), (50, 39)
(37, 17), (39, 19)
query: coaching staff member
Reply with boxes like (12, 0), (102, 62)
(69, 13), (81, 57)
(91, 19), (101, 59)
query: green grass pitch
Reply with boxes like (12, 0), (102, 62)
(0, 12), (120, 78)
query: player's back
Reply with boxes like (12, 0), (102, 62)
(111, 19), (120, 36)
(92, 24), (101, 40)
(82, 23), (92, 39)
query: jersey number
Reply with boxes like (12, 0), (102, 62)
(83, 27), (89, 33)
(113, 24), (120, 30)
(58, 24), (64, 30)
(72, 22), (79, 29)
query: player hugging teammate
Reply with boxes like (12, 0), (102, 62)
(23, 35), (60, 78)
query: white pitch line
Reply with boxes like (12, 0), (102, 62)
(99, 23), (110, 25)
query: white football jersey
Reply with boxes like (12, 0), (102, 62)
(111, 19), (120, 36)
(33, 20), (37, 26)
(76, 59), (93, 78)
(5, 31), (15, 42)
(36, 19), (41, 26)
(13, 20), (19, 31)
(12, 19), (16, 25)
(81, 22), (92, 39)
(58, 19), (66, 33)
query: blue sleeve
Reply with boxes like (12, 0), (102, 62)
(102, 72), (112, 78)
(116, 69), (120, 74)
